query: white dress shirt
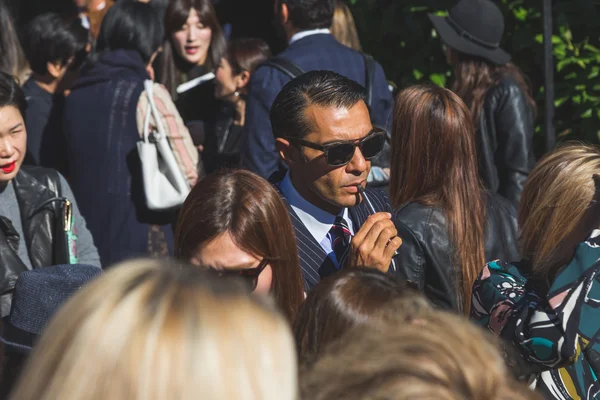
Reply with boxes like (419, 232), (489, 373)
(289, 29), (331, 45)
(280, 172), (354, 262)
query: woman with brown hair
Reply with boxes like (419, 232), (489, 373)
(175, 169), (304, 322)
(293, 268), (429, 367)
(202, 38), (271, 173)
(390, 85), (519, 313)
(429, 0), (536, 207)
(472, 144), (600, 398)
(157, 0), (226, 124)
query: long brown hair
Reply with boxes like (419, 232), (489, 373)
(174, 169), (304, 322)
(159, 0), (226, 98)
(389, 85), (486, 313)
(450, 52), (536, 126)
(293, 268), (428, 367)
(519, 143), (600, 288)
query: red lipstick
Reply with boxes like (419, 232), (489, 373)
(1, 161), (16, 173)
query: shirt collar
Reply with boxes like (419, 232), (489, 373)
(289, 29), (331, 45)
(280, 172), (349, 244)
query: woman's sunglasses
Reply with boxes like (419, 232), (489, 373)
(288, 129), (387, 167)
(209, 259), (269, 290)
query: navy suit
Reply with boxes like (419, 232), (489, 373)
(241, 33), (394, 180)
(277, 186), (400, 290)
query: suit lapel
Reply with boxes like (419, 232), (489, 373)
(275, 184), (329, 290)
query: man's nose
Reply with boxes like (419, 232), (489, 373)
(345, 146), (367, 175)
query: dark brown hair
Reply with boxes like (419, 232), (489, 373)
(224, 38), (271, 77)
(174, 169), (304, 323)
(293, 268), (428, 367)
(389, 85), (486, 313)
(159, 0), (226, 98)
(450, 52), (536, 127)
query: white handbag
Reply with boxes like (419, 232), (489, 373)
(137, 80), (190, 210)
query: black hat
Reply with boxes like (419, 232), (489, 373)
(429, 0), (510, 65)
(1, 264), (102, 353)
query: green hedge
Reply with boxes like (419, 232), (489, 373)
(346, 0), (600, 150)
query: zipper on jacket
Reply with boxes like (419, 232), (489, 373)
(64, 199), (72, 232)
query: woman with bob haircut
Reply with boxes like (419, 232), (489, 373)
(293, 268), (430, 367)
(472, 143), (600, 399)
(175, 169), (304, 322)
(11, 259), (298, 400)
(202, 38), (271, 173)
(390, 85), (519, 313)
(301, 310), (540, 400)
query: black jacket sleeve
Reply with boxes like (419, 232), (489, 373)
(479, 77), (535, 208)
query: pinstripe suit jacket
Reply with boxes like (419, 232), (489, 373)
(277, 185), (399, 290)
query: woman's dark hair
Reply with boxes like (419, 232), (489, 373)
(293, 268), (428, 367)
(225, 38), (271, 76)
(96, 1), (163, 65)
(0, 0), (28, 81)
(0, 71), (27, 118)
(389, 85), (486, 314)
(174, 169), (305, 323)
(159, 0), (226, 98)
(270, 70), (366, 140)
(450, 52), (537, 127)
(277, 0), (335, 31)
(22, 13), (81, 76)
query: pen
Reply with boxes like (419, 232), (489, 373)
(356, 185), (400, 258)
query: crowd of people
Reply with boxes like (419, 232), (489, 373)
(0, 0), (597, 398)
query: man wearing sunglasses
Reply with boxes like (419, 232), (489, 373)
(272, 70), (402, 290)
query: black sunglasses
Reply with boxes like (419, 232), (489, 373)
(209, 259), (269, 290)
(288, 129), (387, 167)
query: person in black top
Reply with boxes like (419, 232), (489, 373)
(21, 13), (87, 175)
(202, 38), (271, 173)
(429, 0), (536, 208)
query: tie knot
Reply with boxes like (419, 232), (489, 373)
(332, 215), (350, 234)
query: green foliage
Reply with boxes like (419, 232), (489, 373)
(345, 0), (600, 148)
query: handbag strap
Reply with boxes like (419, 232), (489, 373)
(142, 80), (167, 143)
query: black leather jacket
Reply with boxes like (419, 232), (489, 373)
(393, 193), (519, 311)
(478, 76), (535, 208)
(0, 166), (68, 316)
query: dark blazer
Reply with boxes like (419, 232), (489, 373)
(241, 33), (394, 180)
(393, 193), (519, 311)
(277, 185), (399, 290)
(478, 76), (535, 208)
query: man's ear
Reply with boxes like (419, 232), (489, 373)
(276, 137), (299, 168)
(280, 2), (289, 25)
(237, 70), (251, 91)
(47, 61), (66, 79)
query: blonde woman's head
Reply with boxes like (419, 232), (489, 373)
(519, 143), (600, 286)
(301, 311), (539, 400)
(11, 259), (297, 400)
(331, 0), (362, 51)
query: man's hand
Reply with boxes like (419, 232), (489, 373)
(345, 212), (402, 272)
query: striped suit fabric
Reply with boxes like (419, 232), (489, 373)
(277, 185), (399, 290)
